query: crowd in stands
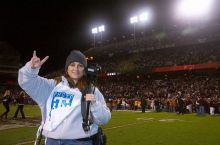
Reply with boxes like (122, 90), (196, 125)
(85, 23), (220, 57)
(98, 74), (220, 115)
(90, 41), (220, 73)
(1, 73), (220, 116)
(85, 24), (220, 73)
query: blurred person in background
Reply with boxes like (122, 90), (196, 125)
(141, 97), (147, 113)
(0, 89), (12, 120)
(13, 90), (26, 119)
(177, 92), (184, 115)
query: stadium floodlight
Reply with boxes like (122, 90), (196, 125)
(139, 12), (150, 22)
(91, 27), (98, 48)
(98, 25), (105, 32)
(92, 27), (98, 34)
(176, 0), (215, 19)
(130, 16), (138, 47)
(130, 16), (138, 24)
(98, 25), (105, 42)
(129, 9), (153, 50)
(91, 25), (105, 48)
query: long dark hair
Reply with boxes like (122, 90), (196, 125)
(54, 71), (89, 92)
(65, 73), (88, 92)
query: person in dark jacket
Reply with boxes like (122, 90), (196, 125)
(177, 92), (184, 115)
(0, 89), (12, 120)
(13, 91), (26, 119)
(141, 97), (147, 113)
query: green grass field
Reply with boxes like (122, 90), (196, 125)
(0, 104), (220, 145)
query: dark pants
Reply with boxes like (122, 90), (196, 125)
(141, 106), (146, 113)
(14, 105), (25, 119)
(0, 102), (10, 119)
(178, 105), (184, 114)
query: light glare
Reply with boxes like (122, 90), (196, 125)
(139, 12), (150, 22)
(92, 27), (98, 34)
(98, 25), (105, 32)
(177, 0), (214, 18)
(130, 16), (138, 24)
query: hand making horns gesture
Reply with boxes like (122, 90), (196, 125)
(31, 50), (49, 69)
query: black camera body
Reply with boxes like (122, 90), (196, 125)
(86, 63), (101, 83)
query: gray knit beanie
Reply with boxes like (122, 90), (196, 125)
(65, 50), (87, 70)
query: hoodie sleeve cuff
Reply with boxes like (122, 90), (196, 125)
(25, 61), (40, 75)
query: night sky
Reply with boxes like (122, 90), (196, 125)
(0, 0), (153, 73)
(0, 0), (219, 74)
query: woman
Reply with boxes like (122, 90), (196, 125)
(18, 50), (111, 145)
(0, 89), (12, 120)
(13, 91), (26, 119)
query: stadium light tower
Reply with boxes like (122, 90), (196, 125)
(92, 27), (98, 48)
(98, 25), (105, 42)
(176, 0), (215, 20)
(130, 16), (138, 43)
(91, 25), (105, 48)
(99, 25), (105, 41)
(130, 11), (151, 47)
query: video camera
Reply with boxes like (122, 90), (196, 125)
(86, 63), (101, 83)
(82, 63), (102, 132)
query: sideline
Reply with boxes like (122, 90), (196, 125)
(15, 120), (150, 145)
(14, 116), (190, 144)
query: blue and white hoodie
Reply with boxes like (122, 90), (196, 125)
(18, 61), (111, 139)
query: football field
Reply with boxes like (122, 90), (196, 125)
(0, 105), (220, 145)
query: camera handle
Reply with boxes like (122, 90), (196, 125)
(81, 83), (95, 132)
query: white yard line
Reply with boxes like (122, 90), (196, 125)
(15, 140), (35, 145)
(105, 120), (150, 130)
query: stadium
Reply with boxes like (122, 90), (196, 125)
(0, 0), (220, 145)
